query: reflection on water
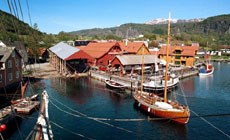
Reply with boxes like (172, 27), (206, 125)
(7, 63), (230, 139)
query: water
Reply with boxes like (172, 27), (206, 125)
(6, 62), (230, 140)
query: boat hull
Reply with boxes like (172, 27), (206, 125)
(134, 94), (190, 124)
(199, 67), (214, 76)
(105, 80), (126, 90)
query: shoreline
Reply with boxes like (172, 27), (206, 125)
(25, 63), (61, 79)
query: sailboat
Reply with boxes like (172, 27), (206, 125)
(10, 80), (39, 104)
(133, 13), (190, 124)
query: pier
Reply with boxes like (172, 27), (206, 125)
(89, 66), (198, 91)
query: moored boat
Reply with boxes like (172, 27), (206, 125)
(199, 63), (214, 76)
(143, 74), (179, 92)
(133, 13), (190, 124)
(105, 79), (126, 90)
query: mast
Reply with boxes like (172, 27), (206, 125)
(140, 47), (144, 95)
(164, 12), (171, 102)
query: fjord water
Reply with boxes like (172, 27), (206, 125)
(9, 62), (230, 140)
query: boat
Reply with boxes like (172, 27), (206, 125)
(13, 100), (40, 114)
(11, 81), (40, 114)
(32, 90), (53, 140)
(133, 13), (190, 124)
(105, 79), (126, 90)
(199, 62), (214, 76)
(143, 73), (179, 92)
(0, 106), (16, 129)
(11, 81), (29, 104)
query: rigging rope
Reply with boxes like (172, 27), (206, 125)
(17, 0), (24, 21)
(48, 93), (133, 133)
(191, 110), (230, 139)
(50, 121), (94, 140)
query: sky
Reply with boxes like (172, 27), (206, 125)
(0, 0), (229, 34)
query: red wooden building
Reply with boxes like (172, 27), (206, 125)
(79, 42), (122, 70)
(0, 47), (22, 92)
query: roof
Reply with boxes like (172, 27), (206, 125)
(65, 50), (94, 62)
(159, 46), (199, 57)
(0, 47), (21, 62)
(49, 42), (79, 60)
(80, 42), (121, 58)
(113, 55), (160, 66)
(119, 42), (146, 53)
(1, 41), (28, 63)
(27, 47), (48, 56)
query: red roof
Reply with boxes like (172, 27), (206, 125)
(159, 46), (199, 57)
(119, 42), (146, 53)
(150, 50), (159, 55)
(79, 42), (121, 58)
(65, 50), (94, 63)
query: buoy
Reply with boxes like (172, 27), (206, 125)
(0, 124), (6, 132)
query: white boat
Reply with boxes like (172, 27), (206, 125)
(199, 63), (214, 76)
(143, 74), (179, 91)
(105, 79), (126, 90)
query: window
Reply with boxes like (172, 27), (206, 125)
(16, 71), (19, 79)
(8, 73), (12, 81)
(15, 59), (19, 67)
(8, 60), (12, 68)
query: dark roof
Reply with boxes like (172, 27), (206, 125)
(0, 47), (21, 62)
(1, 41), (28, 63)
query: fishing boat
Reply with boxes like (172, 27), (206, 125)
(143, 73), (179, 92)
(105, 79), (126, 90)
(133, 13), (190, 124)
(199, 62), (214, 76)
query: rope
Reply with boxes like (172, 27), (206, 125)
(17, 0), (24, 21)
(191, 110), (230, 139)
(50, 121), (94, 140)
(49, 99), (80, 117)
(48, 93), (133, 134)
(178, 80), (189, 107)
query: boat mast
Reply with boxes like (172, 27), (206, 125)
(164, 12), (171, 103)
(141, 47), (144, 95)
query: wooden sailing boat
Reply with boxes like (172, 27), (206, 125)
(133, 13), (190, 124)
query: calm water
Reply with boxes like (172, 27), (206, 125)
(6, 62), (230, 140)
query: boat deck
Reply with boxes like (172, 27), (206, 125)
(13, 101), (40, 114)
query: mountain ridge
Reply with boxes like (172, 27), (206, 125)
(145, 18), (205, 25)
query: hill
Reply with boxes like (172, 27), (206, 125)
(71, 14), (230, 48)
(0, 10), (43, 41)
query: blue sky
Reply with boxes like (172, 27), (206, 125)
(0, 0), (229, 34)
